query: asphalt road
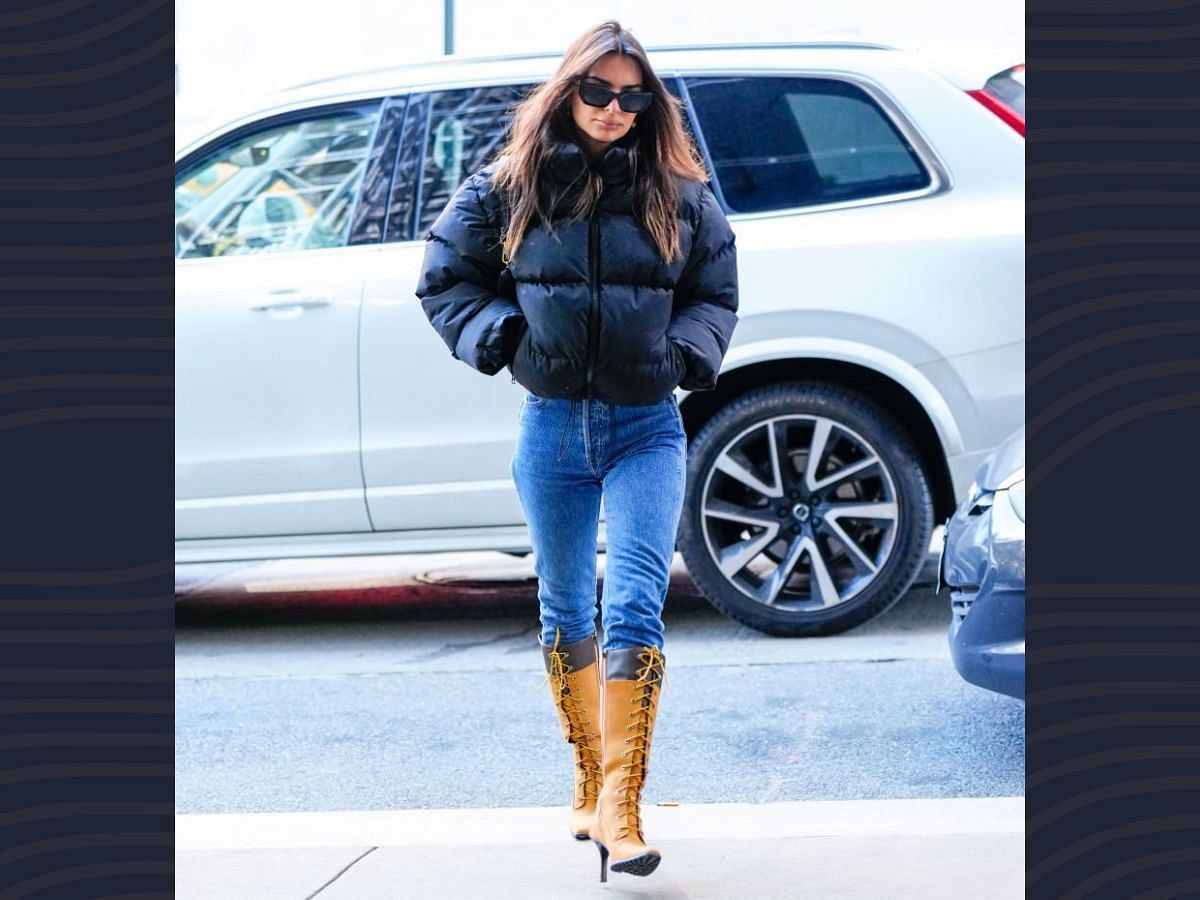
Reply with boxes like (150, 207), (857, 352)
(175, 552), (1024, 815)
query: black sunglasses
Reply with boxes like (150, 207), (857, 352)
(576, 78), (654, 114)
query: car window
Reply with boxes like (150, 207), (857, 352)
(684, 76), (930, 214)
(384, 92), (429, 244)
(175, 102), (382, 259)
(411, 84), (537, 240)
(348, 96), (407, 246)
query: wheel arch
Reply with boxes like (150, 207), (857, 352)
(676, 351), (961, 523)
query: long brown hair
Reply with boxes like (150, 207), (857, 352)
(491, 20), (709, 266)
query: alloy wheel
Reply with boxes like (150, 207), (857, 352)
(699, 412), (900, 612)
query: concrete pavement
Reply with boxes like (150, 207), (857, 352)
(176, 796), (1024, 899)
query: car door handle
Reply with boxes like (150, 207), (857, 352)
(249, 291), (332, 312)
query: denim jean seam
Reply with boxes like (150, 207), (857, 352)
(609, 405), (617, 459)
(556, 400), (574, 462)
(581, 398), (598, 477)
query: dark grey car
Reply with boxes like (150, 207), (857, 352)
(938, 426), (1025, 700)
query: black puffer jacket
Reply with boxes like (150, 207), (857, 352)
(416, 129), (738, 406)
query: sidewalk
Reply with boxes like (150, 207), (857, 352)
(176, 796), (1024, 899)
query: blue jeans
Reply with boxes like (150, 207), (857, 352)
(510, 393), (687, 653)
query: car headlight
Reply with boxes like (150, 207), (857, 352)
(990, 468), (1026, 555)
(995, 467), (1025, 522)
(1006, 479), (1025, 522)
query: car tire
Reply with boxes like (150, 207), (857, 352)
(677, 381), (934, 636)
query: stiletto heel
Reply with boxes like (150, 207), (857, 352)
(594, 840), (609, 883)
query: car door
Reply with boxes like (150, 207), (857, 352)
(175, 100), (385, 539)
(358, 85), (539, 533)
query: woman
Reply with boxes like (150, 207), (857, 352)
(416, 20), (738, 882)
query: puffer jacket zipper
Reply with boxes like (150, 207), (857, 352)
(584, 208), (600, 398)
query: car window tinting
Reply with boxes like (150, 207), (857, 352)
(685, 76), (930, 214)
(413, 84), (537, 239)
(174, 103), (382, 259)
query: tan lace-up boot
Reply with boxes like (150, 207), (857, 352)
(539, 630), (603, 840)
(589, 645), (667, 881)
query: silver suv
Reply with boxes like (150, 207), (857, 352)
(175, 42), (1024, 635)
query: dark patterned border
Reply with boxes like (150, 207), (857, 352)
(1028, 0), (1200, 897)
(1, 0), (1198, 895)
(0, 1), (173, 896)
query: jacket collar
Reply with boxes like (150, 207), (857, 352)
(544, 127), (639, 191)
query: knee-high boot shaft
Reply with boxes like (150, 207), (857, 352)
(590, 645), (667, 881)
(540, 631), (603, 840)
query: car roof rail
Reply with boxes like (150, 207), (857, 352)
(645, 40), (899, 52)
(281, 40), (898, 92)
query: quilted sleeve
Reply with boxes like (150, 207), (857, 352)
(666, 183), (739, 391)
(415, 172), (525, 376)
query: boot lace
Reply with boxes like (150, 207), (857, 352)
(615, 645), (666, 841)
(537, 630), (603, 805)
